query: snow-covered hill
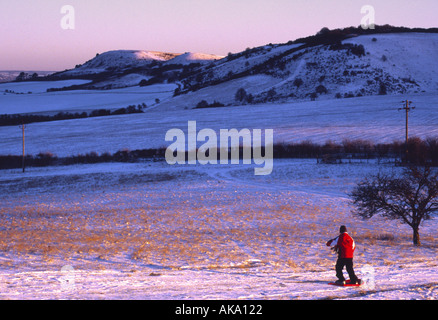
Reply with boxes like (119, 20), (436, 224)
(64, 50), (179, 75)
(46, 50), (223, 89)
(55, 50), (223, 79)
(45, 29), (438, 105)
(175, 32), (438, 106)
(165, 52), (224, 65)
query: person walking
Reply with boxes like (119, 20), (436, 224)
(326, 225), (360, 285)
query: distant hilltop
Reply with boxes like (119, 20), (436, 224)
(66, 50), (223, 74)
(59, 50), (225, 77)
(11, 25), (438, 105)
(0, 71), (55, 83)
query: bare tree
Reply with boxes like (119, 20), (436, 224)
(350, 166), (438, 246)
(235, 88), (248, 103)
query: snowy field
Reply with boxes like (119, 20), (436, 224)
(1, 86), (438, 157)
(0, 81), (177, 115)
(0, 160), (437, 300)
(0, 81), (437, 301)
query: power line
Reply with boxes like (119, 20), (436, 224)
(398, 100), (415, 162)
(18, 122), (26, 173)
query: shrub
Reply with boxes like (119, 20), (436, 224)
(34, 152), (57, 167)
(266, 88), (277, 101)
(195, 100), (225, 109)
(196, 100), (209, 108)
(378, 82), (387, 95)
(293, 78), (303, 88)
(234, 88), (254, 104)
(235, 88), (248, 102)
(351, 44), (365, 57)
(315, 85), (328, 95)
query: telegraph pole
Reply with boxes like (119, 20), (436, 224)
(19, 122), (26, 173)
(398, 100), (415, 163)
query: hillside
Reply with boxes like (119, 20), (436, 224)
(46, 50), (224, 89)
(165, 52), (225, 65)
(173, 33), (438, 107)
(37, 26), (438, 105)
(69, 50), (180, 73)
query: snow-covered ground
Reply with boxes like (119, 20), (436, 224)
(0, 160), (437, 300)
(164, 52), (225, 65)
(0, 90), (437, 157)
(0, 79), (91, 94)
(0, 82), (177, 115)
(343, 33), (438, 93)
(0, 78), (437, 300)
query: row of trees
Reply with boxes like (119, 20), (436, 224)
(195, 100), (225, 109)
(271, 137), (438, 165)
(15, 72), (39, 81)
(3, 137), (437, 169)
(0, 104), (146, 127)
(0, 148), (167, 169)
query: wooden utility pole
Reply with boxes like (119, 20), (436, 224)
(19, 122), (26, 172)
(398, 100), (415, 162)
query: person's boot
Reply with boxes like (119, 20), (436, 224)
(350, 278), (361, 285)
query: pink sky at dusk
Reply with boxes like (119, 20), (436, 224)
(0, 0), (437, 71)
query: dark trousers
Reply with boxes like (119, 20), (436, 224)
(336, 258), (358, 282)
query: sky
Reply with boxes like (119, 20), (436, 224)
(1, 0), (437, 71)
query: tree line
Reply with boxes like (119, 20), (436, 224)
(2, 137), (438, 170)
(0, 104), (147, 127)
(273, 137), (438, 165)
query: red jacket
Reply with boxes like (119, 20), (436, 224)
(335, 232), (355, 258)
